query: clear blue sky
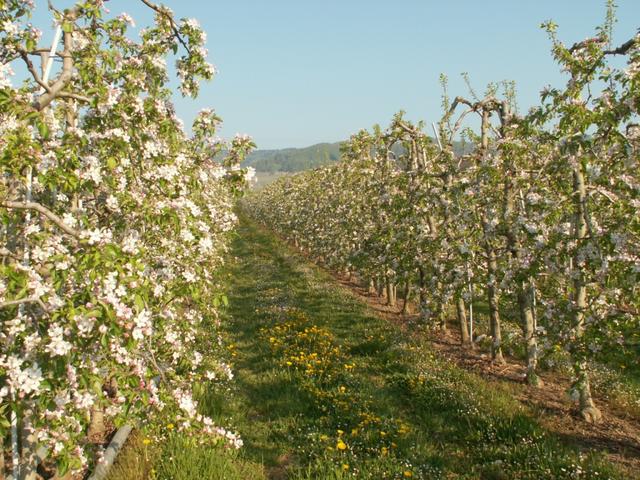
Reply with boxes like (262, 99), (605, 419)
(30, 1), (640, 149)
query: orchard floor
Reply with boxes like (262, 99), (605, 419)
(108, 214), (635, 480)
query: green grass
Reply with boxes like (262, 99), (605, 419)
(109, 212), (629, 479)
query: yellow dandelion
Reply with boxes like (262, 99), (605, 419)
(142, 438), (152, 445)
(403, 471), (413, 478)
(336, 440), (348, 451)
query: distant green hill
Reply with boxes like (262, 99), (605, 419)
(243, 143), (342, 173)
(244, 140), (473, 173)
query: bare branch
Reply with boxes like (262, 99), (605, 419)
(0, 296), (49, 314)
(57, 91), (91, 103)
(18, 51), (52, 93)
(25, 48), (66, 56)
(2, 200), (82, 238)
(47, 0), (62, 17)
(0, 297), (38, 308)
(603, 35), (638, 56)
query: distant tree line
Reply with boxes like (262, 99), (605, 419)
(243, 140), (473, 172)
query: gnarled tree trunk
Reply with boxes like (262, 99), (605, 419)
(456, 294), (472, 347)
(486, 245), (505, 364)
(571, 162), (601, 422)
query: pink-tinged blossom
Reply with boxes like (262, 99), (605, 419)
(198, 236), (213, 254)
(0, 63), (15, 88)
(150, 56), (167, 71)
(117, 12), (136, 27)
(83, 228), (113, 245)
(1, 20), (18, 35)
(5, 312), (27, 338)
(174, 388), (198, 418)
(46, 324), (73, 357)
(75, 315), (96, 337)
(132, 309), (153, 341)
(71, 30), (90, 50)
(73, 391), (95, 411)
(3, 356), (43, 396)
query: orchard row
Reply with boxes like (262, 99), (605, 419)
(1, 1), (253, 477)
(247, 13), (639, 424)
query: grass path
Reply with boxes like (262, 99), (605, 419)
(109, 213), (627, 479)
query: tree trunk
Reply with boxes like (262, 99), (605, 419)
(571, 163), (601, 422)
(486, 245), (505, 364)
(402, 281), (411, 314)
(418, 267), (428, 321)
(386, 279), (396, 307)
(478, 107), (505, 363)
(500, 120), (540, 385)
(376, 274), (385, 298)
(456, 294), (472, 347)
(20, 413), (38, 480)
(439, 307), (447, 332)
(575, 361), (601, 423)
(87, 406), (106, 440)
(368, 278), (376, 295)
(518, 284), (540, 386)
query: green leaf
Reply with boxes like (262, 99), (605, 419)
(37, 120), (49, 140)
(58, 457), (69, 477)
(134, 294), (145, 312)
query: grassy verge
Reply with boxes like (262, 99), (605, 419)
(109, 212), (627, 479)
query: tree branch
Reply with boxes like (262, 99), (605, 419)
(603, 35), (638, 56)
(33, 31), (74, 111)
(139, 0), (192, 55)
(57, 91), (91, 103)
(1, 200), (81, 238)
(570, 34), (637, 56)
(569, 37), (606, 54)
(0, 296), (49, 314)
(18, 51), (52, 93)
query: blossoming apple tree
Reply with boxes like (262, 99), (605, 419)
(1, 0), (254, 477)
